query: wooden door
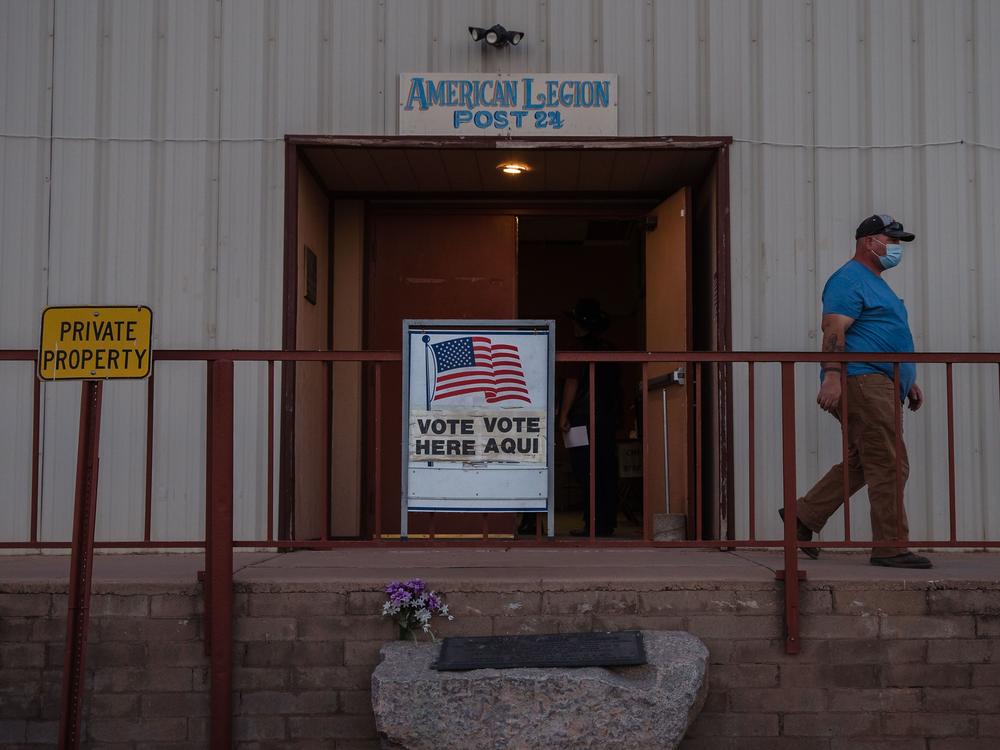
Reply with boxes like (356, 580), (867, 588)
(368, 212), (517, 536)
(644, 188), (692, 529)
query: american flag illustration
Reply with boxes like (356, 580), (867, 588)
(428, 336), (530, 404)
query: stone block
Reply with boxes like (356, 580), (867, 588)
(882, 712), (976, 737)
(707, 664), (778, 690)
(928, 590), (1000, 615)
(0, 594), (49, 617)
(782, 712), (879, 737)
(146, 641), (207, 667)
(294, 666), (373, 691)
(542, 591), (636, 616)
(591, 615), (686, 633)
(799, 615), (879, 639)
(0, 618), (31, 642)
(25, 720), (57, 744)
(345, 640), (386, 666)
(239, 690), (338, 716)
(0, 643), (45, 669)
(979, 715), (1000, 736)
(815, 638), (926, 664)
(684, 712), (778, 738)
(141, 692), (210, 717)
(339, 690), (372, 715)
(0, 720), (26, 744)
(90, 595), (150, 617)
(880, 615), (975, 639)
(447, 591), (542, 617)
(87, 718), (187, 743)
(728, 688), (826, 713)
(287, 715), (377, 740)
(779, 663), (880, 689)
(923, 688), (1000, 713)
(372, 631), (708, 750)
(832, 589), (927, 615)
(232, 668), (292, 691)
(234, 617), (298, 642)
(927, 740), (1000, 750)
(89, 693), (141, 718)
(234, 716), (287, 742)
(640, 590), (768, 615)
(975, 616), (1000, 636)
(686, 616), (783, 640)
(826, 688), (921, 712)
(927, 639), (993, 664)
(249, 592), (347, 618)
(93, 667), (192, 693)
(347, 591), (386, 615)
(884, 663), (971, 687)
(971, 664), (1000, 686)
(97, 617), (198, 642)
(150, 594), (202, 618)
(491, 616), (565, 636)
(298, 616), (395, 642)
(88, 642), (147, 668)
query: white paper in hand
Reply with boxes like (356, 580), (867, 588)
(563, 425), (589, 448)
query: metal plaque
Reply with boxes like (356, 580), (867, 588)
(433, 631), (646, 671)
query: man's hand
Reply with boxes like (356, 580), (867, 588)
(817, 373), (842, 413)
(907, 383), (924, 411)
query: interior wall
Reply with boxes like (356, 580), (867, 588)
(294, 165), (330, 540)
(330, 200), (364, 537)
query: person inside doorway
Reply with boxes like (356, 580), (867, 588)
(560, 298), (621, 537)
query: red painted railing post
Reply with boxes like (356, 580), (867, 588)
(205, 360), (234, 748)
(58, 379), (104, 749)
(778, 362), (802, 655)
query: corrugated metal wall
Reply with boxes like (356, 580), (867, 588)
(1, 0), (998, 545)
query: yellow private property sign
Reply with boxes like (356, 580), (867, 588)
(38, 306), (153, 381)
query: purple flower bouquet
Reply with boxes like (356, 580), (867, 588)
(381, 578), (454, 642)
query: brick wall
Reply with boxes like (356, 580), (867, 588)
(2, 581), (999, 748)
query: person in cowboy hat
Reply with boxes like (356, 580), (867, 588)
(560, 298), (621, 537)
(785, 214), (931, 568)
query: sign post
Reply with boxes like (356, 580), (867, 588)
(39, 305), (152, 749)
(402, 320), (555, 537)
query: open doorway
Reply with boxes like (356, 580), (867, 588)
(281, 137), (732, 543)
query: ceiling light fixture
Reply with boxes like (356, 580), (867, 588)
(469, 24), (525, 48)
(498, 162), (529, 176)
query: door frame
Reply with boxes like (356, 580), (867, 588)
(280, 135), (734, 542)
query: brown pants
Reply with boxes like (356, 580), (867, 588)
(797, 373), (910, 558)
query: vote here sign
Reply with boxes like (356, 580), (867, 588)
(38, 306), (153, 381)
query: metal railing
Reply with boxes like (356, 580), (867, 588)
(2, 348), (999, 746)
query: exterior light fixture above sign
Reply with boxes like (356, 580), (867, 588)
(499, 162), (529, 176)
(469, 24), (524, 48)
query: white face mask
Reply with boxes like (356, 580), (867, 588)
(871, 238), (903, 269)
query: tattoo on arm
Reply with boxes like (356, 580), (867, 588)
(822, 331), (845, 372)
(822, 333), (844, 354)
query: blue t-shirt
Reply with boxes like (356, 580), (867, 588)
(821, 259), (916, 401)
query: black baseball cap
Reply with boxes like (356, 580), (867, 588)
(855, 214), (915, 242)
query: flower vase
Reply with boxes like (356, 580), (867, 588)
(398, 623), (418, 642)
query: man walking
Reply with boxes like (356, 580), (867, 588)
(786, 214), (932, 569)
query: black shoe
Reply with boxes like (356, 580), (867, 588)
(870, 552), (932, 569)
(516, 520), (536, 536)
(778, 508), (820, 560)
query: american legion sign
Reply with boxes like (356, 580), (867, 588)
(399, 73), (618, 136)
(402, 321), (555, 536)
